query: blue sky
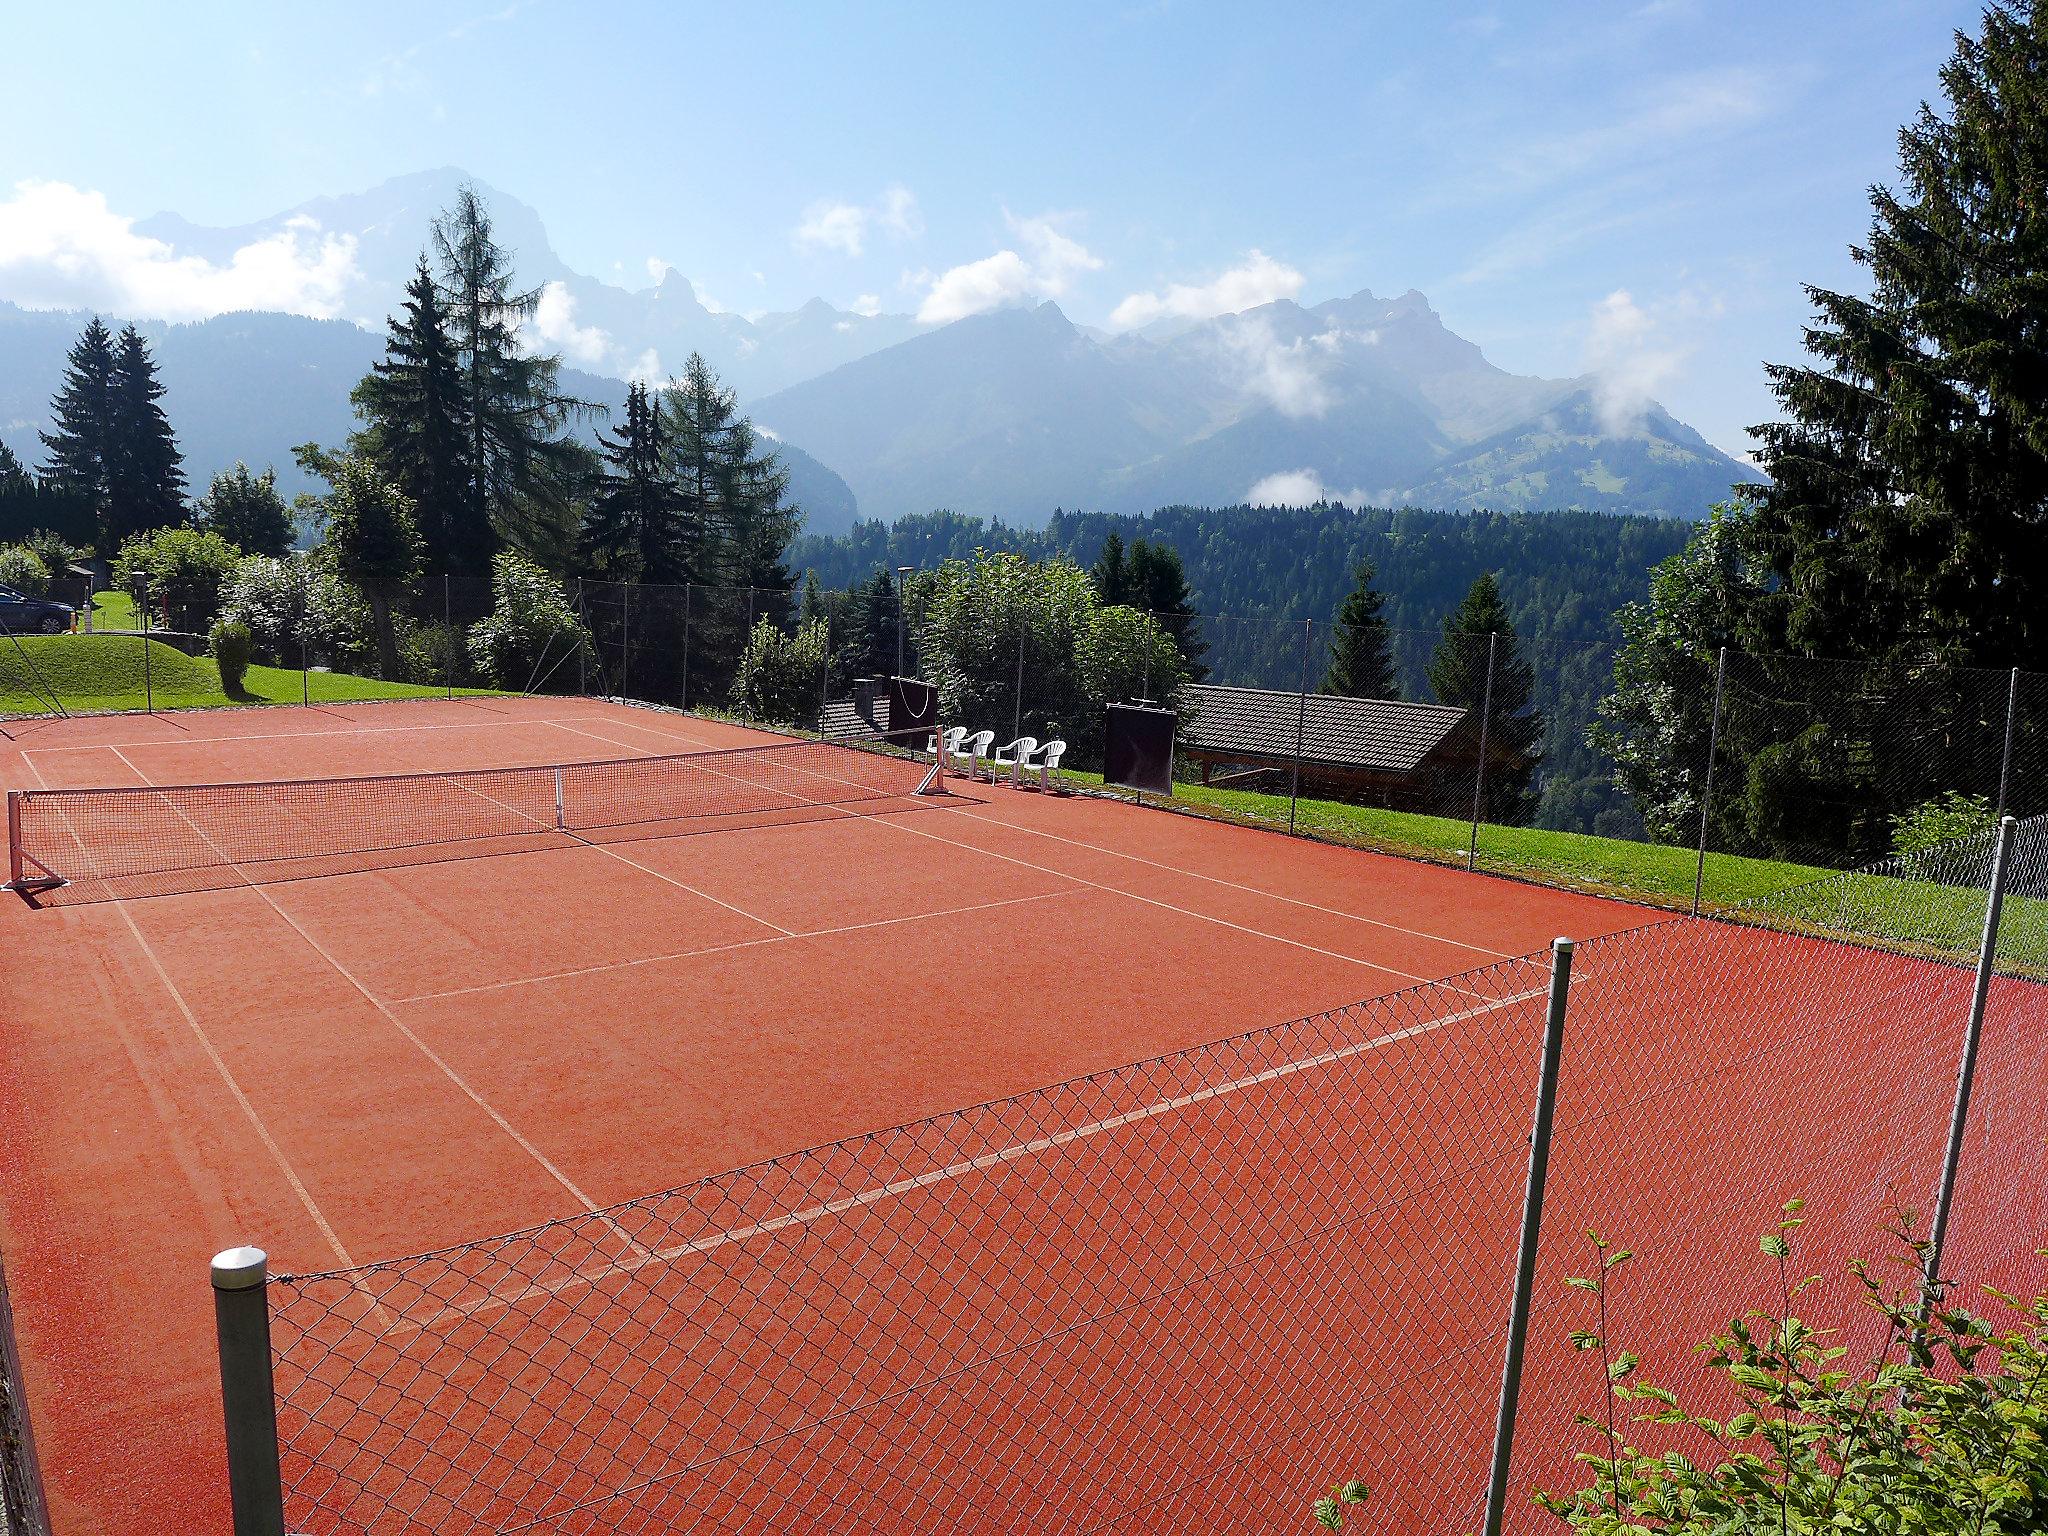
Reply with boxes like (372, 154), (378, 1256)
(0, 0), (1984, 456)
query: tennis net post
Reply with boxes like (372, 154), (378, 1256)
(4, 791), (64, 895)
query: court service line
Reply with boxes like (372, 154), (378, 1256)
(396, 980), (1545, 1333)
(22, 705), (626, 757)
(17, 753), (361, 1275)
(536, 721), (1455, 989)
(388, 886), (1084, 1004)
(104, 747), (628, 1236)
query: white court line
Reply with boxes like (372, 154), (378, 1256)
(20, 704), (622, 757)
(390, 887), (1083, 1004)
(17, 752), (361, 1275)
(393, 981), (1544, 1334)
(104, 747), (624, 1233)
(939, 801), (1523, 961)
(543, 722), (1455, 990)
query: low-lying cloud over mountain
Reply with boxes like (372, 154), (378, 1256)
(755, 290), (1761, 528)
(0, 168), (1760, 535)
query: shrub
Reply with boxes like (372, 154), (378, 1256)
(210, 619), (254, 694)
(732, 616), (830, 725)
(219, 555), (372, 667)
(22, 529), (83, 578)
(0, 543), (51, 596)
(400, 620), (465, 688)
(112, 525), (243, 631)
(1891, 790), (1998, 858)
(467, 552), (588, 691)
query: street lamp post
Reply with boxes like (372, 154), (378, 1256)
(895, 565), (913, 676)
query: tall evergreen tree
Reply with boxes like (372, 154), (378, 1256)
(577, 381), (671, 580)
(433, 187), (593, 567)
(1429, 572), (1542, 823)
(1090, 532), (1128, 604)
(1745, 1), (2048, 670)
(319, 457), (424, 679)
(0, 441), (31, 495)
(845, 567), (904, 678)
(353, 256), (476, 576)
(196, 463), (295, 556)
(1126, 537), (1207, 680)
(104, 325), (186, 547)
(38, 317), (119, 552)
(1324, 557), (1399, 699)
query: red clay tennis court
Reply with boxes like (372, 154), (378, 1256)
(0, 696), (1668, 1536)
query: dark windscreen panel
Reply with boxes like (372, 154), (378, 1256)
(888, 675), (938, 745)
(1104, 703), (1176, 795)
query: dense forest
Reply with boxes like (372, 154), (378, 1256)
(793, 502), (1696, 834)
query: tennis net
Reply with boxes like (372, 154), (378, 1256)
(6, 732), (941, 896)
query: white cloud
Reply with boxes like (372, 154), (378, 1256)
(794, 184), (922, 258)
(1245, 469), (1371, 508)
(626, 348), (664, 384)
(0, 180), (361, 322)
(915, 211), (1102, 325)
(1583, 286), (1706, 433)
(1109, 249), (1304, 330)
(1224, 316), (1335, 419)
(851, 293), (881, 317)
(795, 199), (868, 257)
(645, 256), (671, 283)
(528, 280), (611, 366)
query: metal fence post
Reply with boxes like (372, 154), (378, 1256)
(1013, 622), (1026, 742)
(621, 581), (632, 702)
(1924, 815), (2017, 1304)
(1481, 938), (1576, 1536)
(819, 609), (833, 731)
(680, 583), (692, 712)
(1467, 632), (1498, 871)
(296, 567), (309, 709)
(443, 573), (455, 701)
(140, 574), (153, 713)
(1691, 646), (1728, 917)
(1289, 618), (1311, 834)
(211, 1247), (285, 1536)
(574, 579), (586, 698)
(1995, 667), (2019, 820)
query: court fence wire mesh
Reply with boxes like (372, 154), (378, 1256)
(0, 1240), (48, 1536)
(229, 814), (2046, 1536)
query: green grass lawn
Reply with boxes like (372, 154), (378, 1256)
(87, 587), (137, 630)
(1, 633), (499, 715)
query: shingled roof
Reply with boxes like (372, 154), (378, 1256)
(1182, 684), (1468, 774)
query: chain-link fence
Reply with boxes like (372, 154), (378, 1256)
(216, 814), (2044, 1536)
(0, 1241), (48, 1536)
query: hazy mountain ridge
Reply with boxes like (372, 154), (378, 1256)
(756, 294), (1761, 527)
(0, 301), (858, 528)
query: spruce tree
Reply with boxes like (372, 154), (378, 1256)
(1127, 538), (1207, 680)
(1746, 1), (2048, 669)
(353, 255), (475, 576)
(197, 463), (295, 556)
(433, 187), (593, 567)
(847, 568), (902, 679)
(0, 441), (31, 494)
(1324, 557), (1398, 699)
(1090, 532), (1128, 604)
(576, 381), (681, 581)
(38, 316), (119, 551)
(104, 325), (187, 548)
(1429, 572), (1542, 823)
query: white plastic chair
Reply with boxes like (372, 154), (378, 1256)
(992, 736), (1039, 787)
(951, 729), (996, 781)
(1027, 739), (1068, 792)
(930, 725), (967, 762)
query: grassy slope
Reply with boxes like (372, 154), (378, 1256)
(0, 634), (494, 715)
(1063, 771), (2045, 967)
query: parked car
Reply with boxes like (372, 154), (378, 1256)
(0, 584), (76, 634)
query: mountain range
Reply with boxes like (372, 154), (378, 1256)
(0, 168), (1761, 535)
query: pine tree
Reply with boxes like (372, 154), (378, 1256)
(1429, 572), (1542, 823)
(1126, 538), (1207, 681)
(1324, 557), (1398, 699)
(577, 381), (682, 581)
(103, 325), (186, 549)
(846, 568), (903, 679)
(1090, 532), (1128, 604)
(1746, 2), (2048, 670)
(433, 187), (593, 567)
(38, 317), (119, 552)
(663, 353), (799, 683)
(0, 441), (30, 494)
(196, 463), (295, 556)
(353, 256), (476, 576)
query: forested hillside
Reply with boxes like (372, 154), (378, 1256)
(792, 502), (1697, 834)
